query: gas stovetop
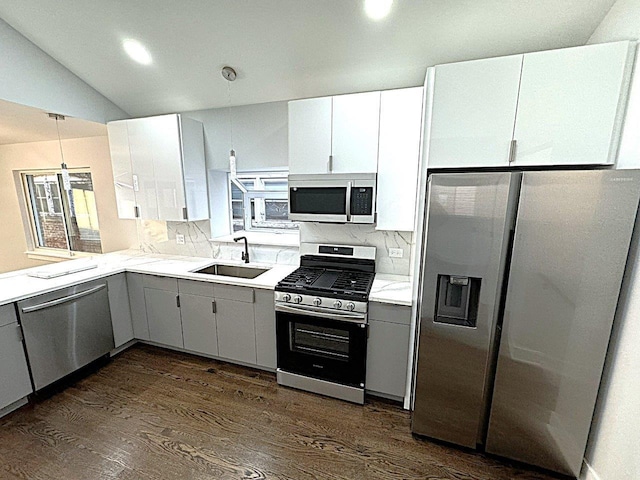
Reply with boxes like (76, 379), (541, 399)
(276, 265), (375, 302)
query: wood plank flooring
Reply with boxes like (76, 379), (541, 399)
(0, 345), (561, 480)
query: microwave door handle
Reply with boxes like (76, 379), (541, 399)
(346, 181), (352, 222)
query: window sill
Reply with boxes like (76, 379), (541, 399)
(210, 231), (300, 248)
(25, 249), (97, 263)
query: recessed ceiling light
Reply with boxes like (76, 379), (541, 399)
(364, 0), (393, 20)
(122, 39), (152, 65)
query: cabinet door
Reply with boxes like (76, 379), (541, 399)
(107, 274), (134, 348)
(181, 293), (218, 356)
(428, 55), (523, 168)
(0, 306), (32, 409)
(144, 288), (183, 348)
(513, 42), (632, 166)
(179, 116), (208, 221)
(288, 97), (332, 174)
(332, 91), (381, 173)
(254, 289), (276, 369)
(146, 115), (187, 221)
(107, 121), (137, 219)
(216, 294), (256, 365)
(126, 118), (159, 220)
(126, 273), (149, 340)
(366, 319), (410, 399)
(377, 87), (424, 231)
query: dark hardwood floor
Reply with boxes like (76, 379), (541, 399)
(0, 345), (560, 480)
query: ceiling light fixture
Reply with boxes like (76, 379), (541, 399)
(122, 39), (152, 65)
(364, 0), (393, 20)
(48, 112), (73, 256)
(222, 66), (239, 178)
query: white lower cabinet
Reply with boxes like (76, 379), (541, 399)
(0, 304), (32, 410)
(143, 276), (183, 349)
(127, 273), (150, 340)
(215, 285), (256, 365)
(366, 303), (412, 399)
(254, 289), (277, 369)
(178, 279), (218, 357)
(107, 274), (134, 348)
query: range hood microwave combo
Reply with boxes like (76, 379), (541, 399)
(288, 173), (377, 224)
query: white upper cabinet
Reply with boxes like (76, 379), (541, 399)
(376, 87), (424, 231)
(427, 55), (523, 169)
(106, 121), (137, 219)
(426, 41), (634, 169)
(512, 42), (633, 167)
(288, 92), (380, 174)
(288, 97), (332, 174)
(108, 113), (208, 221)
(331, 91), (381, 173)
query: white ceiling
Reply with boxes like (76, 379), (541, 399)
(0, 0), (616, 118)
(0, 99), (106, 145)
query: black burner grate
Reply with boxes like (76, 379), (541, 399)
(279, 267), (324, 286)
(330, 270), (375, 294)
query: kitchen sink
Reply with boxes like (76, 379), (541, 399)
(193, 264), (269, 279)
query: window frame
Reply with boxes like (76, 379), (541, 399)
(20, 167), (102, 257)
(229, 171), (297, 233)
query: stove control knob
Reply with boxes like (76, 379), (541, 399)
(333, 300), (343, 309)
(313, 298), (322, 306)
(346, 302), (356, 312)
(293, 295), (303, 304)
(282, 293), (291, 302)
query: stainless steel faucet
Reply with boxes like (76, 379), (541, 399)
(234, 236), (250, 263)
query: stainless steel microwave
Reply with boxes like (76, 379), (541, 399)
(288, 173), (377, 224)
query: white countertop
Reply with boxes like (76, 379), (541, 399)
(0, 250), (296, 307)
(0, 250), (412, 307)
(370, 274), (413, 307)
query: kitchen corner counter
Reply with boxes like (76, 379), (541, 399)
(126, 256), (297, 290)
(370, 274), (413, 307)
(0, 250), (297, 307)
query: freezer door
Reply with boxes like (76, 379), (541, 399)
(412, 172), (519, 447)
(486, 170), (640, 476)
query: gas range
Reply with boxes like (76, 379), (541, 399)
(275, 243), (376, 404)
(275, 243), (376, 314)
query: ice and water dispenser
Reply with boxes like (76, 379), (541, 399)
(434, 275), (481, 327)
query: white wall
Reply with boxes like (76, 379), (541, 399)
(183, 101), (288, 172)
(0, 136), (138, 273)
(0, 18), (128, 124)
(583, 2), (640, 479)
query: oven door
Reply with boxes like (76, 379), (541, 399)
(276, 305), (367, 387)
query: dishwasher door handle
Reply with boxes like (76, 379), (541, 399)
(21, 284), (107, 313)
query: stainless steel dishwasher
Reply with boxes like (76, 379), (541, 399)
(17, 280), (115, 390)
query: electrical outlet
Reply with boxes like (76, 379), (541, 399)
(176, 234), (185, 245)
(389, 248), (403, 258)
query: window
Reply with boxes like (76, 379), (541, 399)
(22, 169), (102, 254)
(230, 172), (297, 232)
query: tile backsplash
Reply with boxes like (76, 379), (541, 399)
(137, 220), (299, 265)
(136, 220), (413, 276)
(299, 223), (413, 276)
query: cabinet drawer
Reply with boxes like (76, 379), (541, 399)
(178, 279), (214, 297)
(214, 284), (254, 303)
(0, 304), (17, 328)
(369, 302), (411, 325)
(143, 275), (178, 292)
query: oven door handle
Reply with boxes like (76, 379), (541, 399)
(275, 303), (367, 324)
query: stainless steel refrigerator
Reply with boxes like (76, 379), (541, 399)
(411, 169), (640, 477)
